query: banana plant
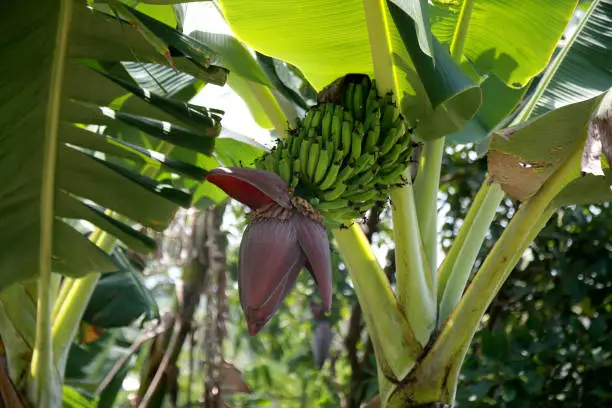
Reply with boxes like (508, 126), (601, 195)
(0, 1), (273, 407)
(193, 0), (612, 406)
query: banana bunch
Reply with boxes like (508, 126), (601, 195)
(254, 74), (420, 227)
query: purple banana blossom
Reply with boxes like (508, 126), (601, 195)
(206, 167), (332, 335)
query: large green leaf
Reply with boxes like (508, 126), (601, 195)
(0, 1), (223, 290)
(430, 0), (578, 88)
(218, 0), (480, 140)
(531, 0), (612, 117)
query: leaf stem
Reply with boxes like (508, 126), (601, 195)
(420, 145), (582, 394)
(413, 137), (445, 273)
(51, 230), (115, 375)
(390, 187), (436, 344)
(51, 274), (101, 374)
(437, 180), (504, 324)
(29, 0), (72, 405)
(363, 0), (435, 345)
(51, 277), (74, 322)
(333, 225), (421, 381)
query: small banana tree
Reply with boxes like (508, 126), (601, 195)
(194, 0), (612, 406)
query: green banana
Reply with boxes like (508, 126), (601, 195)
(281, 145), (291, 160)
(302, 110), (314, 130)
(384, 144), (407, 166)
(322, 108), (332, 140)
(356, 198), (384, 213)
(381, 102), (399, 130)
(342, 188), (379, 203)
(399, 146), (415, 165)
(378, 165), (407, 184)
(365, 85), (377, 113)
(291, 175), (300, 189)
(278, 158), (292, 184)
(363, 101), (379, 131)
(397, 131), (411, 148)
(292, 158), (302, 180)
(347, 168), (377, 187)
(379, 126), (403, 155)
(353, 83), (364, 120)
(306, 142), (321, 181)
(317, 197), (349, 210)
(341, 121), (352, 152)
(352, 153), (376, 175)
(321, 183), (348, 201)
(291, 129), (306, 156)
(311, 109), (323, 130)
(333, 148), (346, 164)
(308, 127), (317, 140)
(285, 137), (294, 155)
(364, 126), (380, 153)
(336, 165), (355, 184)
(263, 154), (275, 172)
(300, 139), (312, 175)
(350, 130), (362, 161)
(344, 82), (355, 114)
(272, 145), (283, 162)
(321, 208), (361, 223)
(318, 163), (340, 190)
(314, 148), (331, 184)
(343, 110), (353, 122)
(331, 108), (342, 149)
